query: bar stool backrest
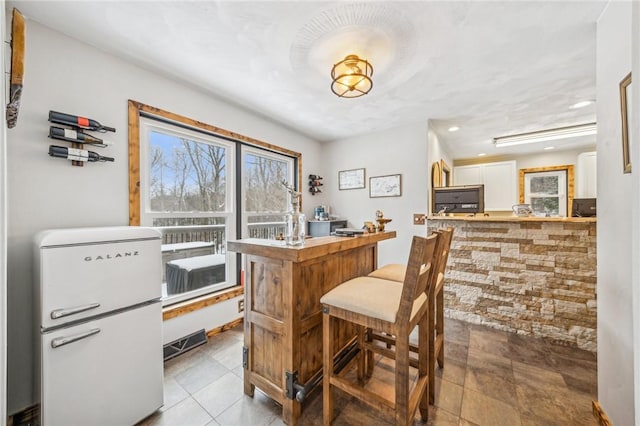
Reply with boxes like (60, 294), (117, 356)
(432, 227), (454, 279)
(397, 234), (438, 327)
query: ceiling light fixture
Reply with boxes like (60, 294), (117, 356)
(448, 126), (460, 132)
(493, 122), (597, 148)
(331, 54), (373, 98)
(544, 146), (555, 150)
(478, 153), (487, 157)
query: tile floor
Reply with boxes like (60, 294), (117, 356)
(138, 319), (598, 426)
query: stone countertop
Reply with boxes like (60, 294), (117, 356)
(427, 215), (596, 223)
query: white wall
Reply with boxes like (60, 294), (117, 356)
(596, 3), (634, 424)
(631, 2), (640, 422)
(323, 122), (429, 265)
(511, 147), (594, 170)
(1, 3), (8, 425)
(6, 19), (322, 414)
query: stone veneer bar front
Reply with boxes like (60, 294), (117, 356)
(428, 216), (597, 351)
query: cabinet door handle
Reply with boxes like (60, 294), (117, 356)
(51, 328), (101, 349)
(51, 302), (100, 319)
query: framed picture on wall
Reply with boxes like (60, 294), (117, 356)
(369, 174), (402, 198)
(338, 168), (366, 190)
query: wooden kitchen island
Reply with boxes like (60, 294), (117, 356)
(227, 231), (395, 425)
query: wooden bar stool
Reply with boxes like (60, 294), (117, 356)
(426, 227), (453, 404)
(320, 234), (438, 425)
(367, 227), (454, 404)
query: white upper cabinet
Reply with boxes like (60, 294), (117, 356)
(452, 165), (482, 185)
(453, 161), (517, 211)
(576, 152), (597, 198)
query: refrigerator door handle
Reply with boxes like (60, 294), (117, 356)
(51, 302), (101, 319)
(51, 328), (101, 349)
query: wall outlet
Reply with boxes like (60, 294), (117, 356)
(238, 299), (245, 313)
(413, 213), (426, 225)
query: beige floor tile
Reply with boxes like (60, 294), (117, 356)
(467, 331), (511, 358)
(512, 360), (566, 387)
(433, 377), (464, 417)
(139, 397), (213, 426)
(192, 372), (244, 418)
(214, 392), (281, 426)
(460, 388), (521, 426)
(160, 377), (190, 412)
(444, 340), (470, 364)
(147, 321), (597, 426)
(174, 357), (230, 394)
(443, 319), (471, 346)
(210, 339), (244, 370)
(464, 364), (518, 406)
(434, 358), (467, 386)
(425, 406), (460, 425)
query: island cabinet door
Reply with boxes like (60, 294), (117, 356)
(243, 255), (287, 404)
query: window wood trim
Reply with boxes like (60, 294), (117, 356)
(519, 164), (575, 215)
(162, 285), (244, 321)
(128, 99), (303, 226)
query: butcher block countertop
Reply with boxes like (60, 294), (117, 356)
(227, 231), (396, 263)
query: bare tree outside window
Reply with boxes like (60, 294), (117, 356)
(244, 152), (289, 224)
(149, 132), (226, 213)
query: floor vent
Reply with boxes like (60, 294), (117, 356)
(163, 329), (208, 361)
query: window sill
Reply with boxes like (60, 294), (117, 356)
(162, 285), (244, 321)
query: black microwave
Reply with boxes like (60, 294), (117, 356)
(432, 185), (485, 214)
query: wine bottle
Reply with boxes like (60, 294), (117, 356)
(309, 180), (323, 186)
(49, 126), (112, 148)
(49, 111), (116, 133)
(48, 145), (114, 162)
(308, 174), (323, 180)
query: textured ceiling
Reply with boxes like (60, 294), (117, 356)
(9, 1), (606, 159)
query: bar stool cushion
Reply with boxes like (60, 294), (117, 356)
(368, 263), (405, 282)
(320, 276), (426, 323)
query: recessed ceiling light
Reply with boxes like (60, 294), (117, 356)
(544, 146), (555, 150)
(448, 126), (460, 132)
(478, 153), (487, 157)
(570, 100), (594, 109)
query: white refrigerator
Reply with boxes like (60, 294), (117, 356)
(35, 226), (164, 426)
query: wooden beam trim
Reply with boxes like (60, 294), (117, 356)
(206, 317), (244, 338)
(162, 286), (244, 321)
(592, 401), (612, 426)
(128, 100), (302, 159)
(128, 100), (141, 226)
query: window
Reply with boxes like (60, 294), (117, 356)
(129, 101), (301, 306)
(519, 165), (574, 217)
(140, 118), (236, 303)
(241, 146), (293, 239)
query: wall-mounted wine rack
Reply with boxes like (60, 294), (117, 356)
(309, 174), (323, 195)
(47, 110), (116, 166)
